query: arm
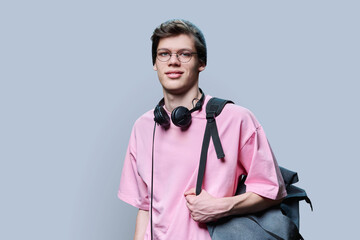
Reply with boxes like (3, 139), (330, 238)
(134, 209), (149, 240)
(184, 188), (283, 223)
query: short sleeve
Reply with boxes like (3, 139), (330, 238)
(239, 125), (287, 200)
(117, 127), (150, 210)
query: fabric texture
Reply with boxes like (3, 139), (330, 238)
(118, 95), (287, 240)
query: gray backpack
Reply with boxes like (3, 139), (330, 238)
(196, 97), (313, 240)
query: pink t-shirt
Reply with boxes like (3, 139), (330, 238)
(118, 95), (287, 240)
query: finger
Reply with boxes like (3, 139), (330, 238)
(185, 194), (195, 203)
(191, 213), (199, 222)
(186, 201), (192, 211)
(184, 188), (196, 196)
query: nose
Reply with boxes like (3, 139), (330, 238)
(168, 53), (181, 66)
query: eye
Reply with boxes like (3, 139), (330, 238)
(158, 51), (170, 57)
(179, 51), (192, 57)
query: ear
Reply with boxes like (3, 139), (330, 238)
(153, 63), (157, 71)
(198, 62), (206, 72)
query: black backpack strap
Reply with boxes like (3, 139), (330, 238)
(206, 98), (234, 118)
(196, 98), (234, 195)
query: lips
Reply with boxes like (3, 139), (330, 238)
(165, 70), (183, 79)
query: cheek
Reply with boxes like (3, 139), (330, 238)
(189, 65), (200, 75)
(157, 71), (163, 80)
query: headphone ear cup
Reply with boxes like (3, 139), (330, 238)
(171, 106), (192, 128)
(154, 105), (170, 128)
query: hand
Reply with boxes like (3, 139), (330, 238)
(184, 188), (231, 223)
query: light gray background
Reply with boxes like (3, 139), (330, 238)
(1, 0), (359, 239)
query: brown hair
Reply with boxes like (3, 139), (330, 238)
(151, 19), (207, 66)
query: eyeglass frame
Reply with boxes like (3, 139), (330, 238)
(156, 49), (198, 63)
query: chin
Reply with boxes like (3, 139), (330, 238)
(160, 80), (182, 91)
(162, 85), (189, 95)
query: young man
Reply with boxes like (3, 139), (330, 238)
(118, 19), (287, 240)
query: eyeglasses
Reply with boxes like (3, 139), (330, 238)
(156, 50), (197, 63)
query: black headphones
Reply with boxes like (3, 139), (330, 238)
(153, 88), (205, 129)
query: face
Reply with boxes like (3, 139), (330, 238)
(153, 34), (205, 95)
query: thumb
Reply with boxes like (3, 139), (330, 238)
(184, 188), (196, 196)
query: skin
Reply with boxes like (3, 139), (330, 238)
(134, 210), (149, 240)
(184, 189), (283, 223)
(153, 34), (205, 111)
(134, 33), (283, 239)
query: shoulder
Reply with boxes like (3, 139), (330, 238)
(222, 102), (253, 117)
(126, 109), (155, 148)
(132, 109), (155, 131)
(215, 100), (261, 129)
(134, 109), (154, 125)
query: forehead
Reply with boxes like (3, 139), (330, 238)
(157, 34), (196, 51)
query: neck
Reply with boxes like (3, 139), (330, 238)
(163, 86), (201, 112)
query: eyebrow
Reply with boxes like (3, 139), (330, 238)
(157, 48), (193, 52)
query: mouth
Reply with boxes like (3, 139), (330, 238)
(165, 71), (184, 79)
